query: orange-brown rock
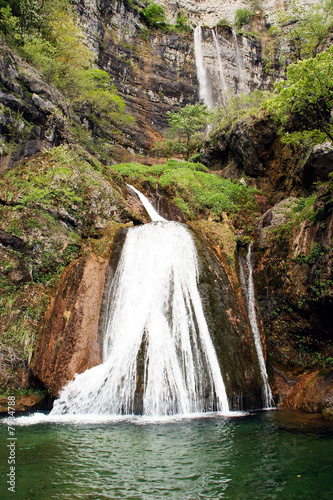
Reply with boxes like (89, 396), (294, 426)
(31, 254), (108, 397)
(273, 368), (333, 414)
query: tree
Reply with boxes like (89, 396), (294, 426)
(155, 103), (210, 160)
(265, 46), (333, 142)
(23, 0), (127, 132)
(143, 2), (166, 28)
(270, 0), (333, 63)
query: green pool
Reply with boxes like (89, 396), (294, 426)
(1, 410), (332, 499)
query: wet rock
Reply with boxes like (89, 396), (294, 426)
(301, 141), (333, 189)
(255, 197), (297, 248)
(31, 255), (108, 397)
(191, 225), (263, 410)
(274, 369), (333, 414)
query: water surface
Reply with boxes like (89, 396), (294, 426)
(1, 410), (332, 499)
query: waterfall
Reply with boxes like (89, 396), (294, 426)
(126, 184), (166, 222)
(194, 26), (213, 109)
(51, 189), (230, 417)
(211, 29), (227, 104)
(231, 28), (244, 90)
(239, 244), (274, 408)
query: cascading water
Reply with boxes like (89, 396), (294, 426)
(231, 28), (244, 91)
(194, 26), (213, 109)
(51, 188), (230, 416)
(239, 244), (274, 408)
(211, 29), (227, 104)
(126, 184), (167, 222)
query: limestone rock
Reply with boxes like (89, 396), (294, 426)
(256, 197), (297, 248)
(0, 41), (71, 171)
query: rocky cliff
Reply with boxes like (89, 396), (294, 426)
(201, 110), (333, 416)
(72, 0), (279, 154)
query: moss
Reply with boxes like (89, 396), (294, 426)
(89, 221), (132, 259)
(112, 159), (259, 220)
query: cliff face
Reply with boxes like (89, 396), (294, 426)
(152, 0), (285, 27)
(73, 0), (277, 154)
(201, 111), (333, 415)
(74, 0), (197, 153)
(0, 42), (71, 171)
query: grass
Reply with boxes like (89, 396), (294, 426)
(111, 159), (259, 219)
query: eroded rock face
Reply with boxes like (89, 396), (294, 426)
(301, 141), (333, 190)
(191, 226), (264, 410)
(152, 0), (289, 27)
(31, 255), (107, 397)
(254, 188), (333, 387)
(201, 113), (306, 203)
(72, 0), (282, 156)
(274, 369), (333, 415)
(0, 42), (71, 171)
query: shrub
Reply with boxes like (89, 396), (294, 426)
(235, 8), (252, 28)
(217, 18), (230, 28)
(143, 2), (166, 28)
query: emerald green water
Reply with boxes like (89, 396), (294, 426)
(1, 410), (332, 499)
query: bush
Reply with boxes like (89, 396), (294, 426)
(111, 159), (258, 219)
(143, 2), (166, 28)
(217, 18), (230, 28)
(235, 8), (252, 28)
(175, 10), (192, 33)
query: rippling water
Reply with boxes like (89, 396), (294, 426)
(1, 410), (332, 499)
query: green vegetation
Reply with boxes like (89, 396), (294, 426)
(265, 47), (333, 144)
(155, 103), (210, 160)
(112, 159), (259, 219)
(234, 9), (253, 29)
(0, 144), (125, 376)
(212, 90), (269, 132)
(143, 2), (166, 28)
(174, 10), (192, 34)
(217, 19), (230, 28)
(270, 0), (333, 62)
(0, 0), (128, 145)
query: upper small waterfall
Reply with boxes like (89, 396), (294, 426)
(51, 189), (230, 417)
(127, 184), (166, 222)
(239, 244), (274, 408)
(194, 26), (213, 109)
(231, 29), (244, 91)
(212, 29), (227, 103)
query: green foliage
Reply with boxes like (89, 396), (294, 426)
(112, 159), (259, 219)
(19, 0), (46, 36)
(0, 0), (47, 42)
(0, 4), (20, 40)
(17, 1), (127, 135)
(294, 243), (326, 266)
(270, 0), (333, 63)
(155, 103), (211, 160)
(265, 47), (333, 143)
(292, 194), (316, 221)
(234, 9), (252, 29)
(0, 145), (107, 213)
(212, 90), (269, 132)
(143, 2), (166, 28)
(0, 0), (128, 143)
(174, 10), (191, 34)
(217, 19), (230, 28)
